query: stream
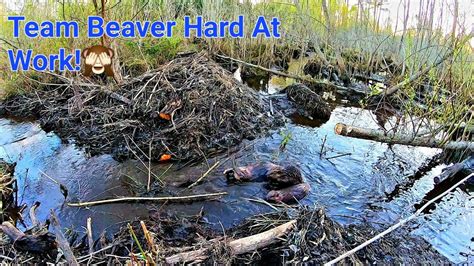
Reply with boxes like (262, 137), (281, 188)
(0, 88), (472, 263)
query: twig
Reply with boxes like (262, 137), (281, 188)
(243, 197), (280, 211)
(67, 192), (227, 207)
(50, 210), (78, 266)
(165, 220), (297, 264)
(140, 221), (157, 254)
(77, 245), (114, 261)
(187, 161), (220, 189)
(325, 173), (474, 265)
(326, 153), (352, 160)
(39, 170), (69, 198)
(29, 202), (40, 227)
(87, 217), (94, 255)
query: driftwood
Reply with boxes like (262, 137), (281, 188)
(68, 192), (227, 207)
(29, 201), (40, 227)
(434, 155), (473, 184)
(335, 123), (474, 150)
(165, 220), (296, 264)
(414, 155), (474, 210)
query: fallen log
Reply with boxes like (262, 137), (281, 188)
(415, 156), (474, 211)
(0, 221), (57, 255)
(334, 123), (474, 150)
(215, 54), (348, 91)
(67, 192), (227, 207)
(165, 220), (296, 264)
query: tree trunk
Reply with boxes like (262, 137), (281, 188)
(334, 123), (474, 150)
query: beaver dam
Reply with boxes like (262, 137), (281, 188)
(0, 47), (472, 264)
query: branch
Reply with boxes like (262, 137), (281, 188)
(335, 123), (474, 150)
(67, 192), (227, 207)
(215, 54), (347, 91)
(165, 220), (296, 264)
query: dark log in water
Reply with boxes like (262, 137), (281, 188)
(415, 155), (474, 212)
(0, 222), (57, 256)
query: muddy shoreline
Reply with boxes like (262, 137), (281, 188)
(0, 53), (471, 264)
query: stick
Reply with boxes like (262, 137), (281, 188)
(67, 192), (227, 207)
(165, 220), (296, 264)
(77, 245), (114, 261)
(87, 217), (94, 255)
(187, 161), (220, 189)
(50, 210), (78, 266)
(0, 222), (25, 241)
(325, 173), (474, 265)
(215, 54), (347, 91)
(335, 123), (474, 150)
(29, 202), (40, 227)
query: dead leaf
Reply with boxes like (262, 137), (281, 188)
(159, 154), (172, 162)
(159, 113), (171, 120)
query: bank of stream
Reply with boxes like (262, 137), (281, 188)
(0, 80), (472, 262)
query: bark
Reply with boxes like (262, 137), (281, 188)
(165, 220), (296, 264)
(334, 123), (474, 150)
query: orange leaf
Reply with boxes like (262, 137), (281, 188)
(159, 154), (172, 161)
(159, 113), (171, 120)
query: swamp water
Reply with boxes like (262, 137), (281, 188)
(0, 91), (472, 263)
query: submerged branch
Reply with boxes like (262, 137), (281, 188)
(67, 192), (227, 207)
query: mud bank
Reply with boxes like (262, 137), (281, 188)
(0, 104), (472, 263)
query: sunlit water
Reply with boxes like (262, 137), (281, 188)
(0, 104), (472, 263)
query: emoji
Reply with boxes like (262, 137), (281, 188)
(81, 45), (114, 77)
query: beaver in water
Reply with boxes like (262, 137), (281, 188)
(224, 163), (303, 188)
(266, 183), (310, 203)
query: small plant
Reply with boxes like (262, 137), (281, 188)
(279, 130), (292, 151)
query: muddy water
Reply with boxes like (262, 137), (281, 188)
(0, 106), (472, 263)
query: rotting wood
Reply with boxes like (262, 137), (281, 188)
(0, 221), (57, 255)
(334, 123), (474, 150)
(215, 54), (348, 91)
(67, 192), (227, 207)
(165, 220), (296, 264)
(50, 210), (79, 266)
